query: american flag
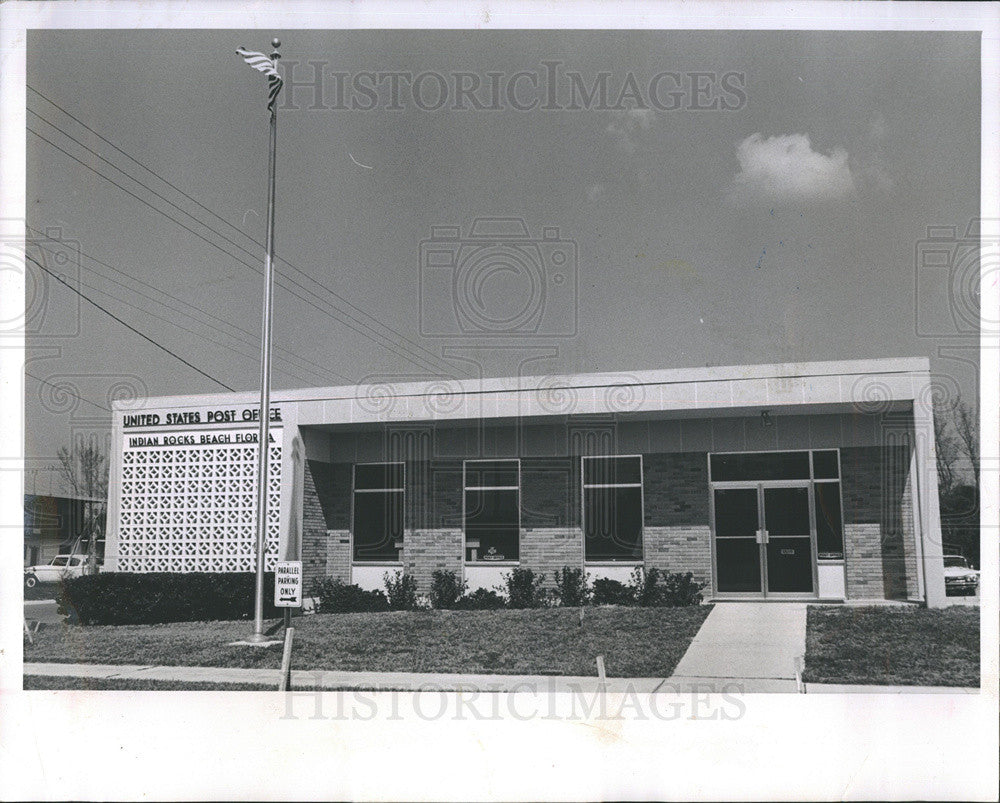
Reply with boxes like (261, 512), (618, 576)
(236, 47), (283, 113)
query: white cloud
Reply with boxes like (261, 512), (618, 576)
(726, 133), (857, 205)
(605, 108), (656, 154)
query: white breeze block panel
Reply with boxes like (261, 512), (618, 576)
(116, 429), (282, 572)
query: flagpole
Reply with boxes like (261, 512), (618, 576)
(249, 38), (281, 643)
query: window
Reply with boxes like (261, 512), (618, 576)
(709, 449), (845, 561)
(814, 482), (844, 560)
(583, 455), (643, 562)
(710, 451), (810, 482)
(813, 451), (843, 560)
(464, 459), (519, 562)
(352, 463), (404, 562)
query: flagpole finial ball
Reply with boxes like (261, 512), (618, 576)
(271, 38), (281, 49)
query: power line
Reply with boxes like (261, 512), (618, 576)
(27, 121), (448, 380)
(27, 89), (463, 378)
(24, 252), (236, 391)
(24, 370), (112, 413)
(27, 241), (322, 388)
(29, 84), (461, 378)
(27, 230), (346, 386)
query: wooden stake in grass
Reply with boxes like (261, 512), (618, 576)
(596, 654), (606, 692)
(278, 626), (295, 692)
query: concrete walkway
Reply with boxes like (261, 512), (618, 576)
(23, 662), (665, 693)
(22, 662), (977, 694)
(670, 602), (807, 685)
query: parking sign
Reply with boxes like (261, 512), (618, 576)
(274, 561), (302, 607)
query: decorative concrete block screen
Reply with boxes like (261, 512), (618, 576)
(116, 428), (281, 572)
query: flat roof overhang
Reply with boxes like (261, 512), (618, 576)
(112, 356), (930, 428)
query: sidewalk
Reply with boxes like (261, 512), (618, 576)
(22, 662), (978, 694)
(669, 602), (807, 683)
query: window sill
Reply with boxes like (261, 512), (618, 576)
(352, 561), (403, 567)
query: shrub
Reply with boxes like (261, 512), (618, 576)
(590, 577), (634, 606)
(429, 569), (467, 609)
(553, 567), (589, 607)
(658, 571), (706, 607)
(384, 571), (418, 611)
(502, 567), (546, 609)
(628, 567), (706, 607)
(629, 566), (661, 607)
(58, 572), (280, 625)
(312, 578), (389, 613)
(454, 587), (506, 610)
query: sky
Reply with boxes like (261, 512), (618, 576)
(23, 28), (982, 489)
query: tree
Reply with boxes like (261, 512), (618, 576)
(54, 438), (109, 575)
(932, 398), (961, 496)
(933, 395), (980, 568)
(952, 400), (979, 493)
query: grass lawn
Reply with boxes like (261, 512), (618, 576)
(24, 605), (712, 678)
(804, 605), (980, 687)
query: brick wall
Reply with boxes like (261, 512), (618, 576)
(643, 452), (709, 527)
(302, 460), (351, 592)
(840, 444), (915, 600)
(644, 525), (713, 594)
(520, 527), (583, 587)
(325, 529), (351, 585)
(403, 529), (463, 594)
(843, 523), (886, 598)
(302, 442), (920, 602)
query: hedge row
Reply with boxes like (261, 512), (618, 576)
(58, 567), (706, 625)
(58, 572), (279, 625)
(312, 568), (705, 614)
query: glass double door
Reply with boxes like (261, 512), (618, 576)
(713, 483), (817, 596)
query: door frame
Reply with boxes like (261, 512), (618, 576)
(709, 479), (820, 599)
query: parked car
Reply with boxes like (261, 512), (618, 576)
(943, 554), (980, 596)
(24, 555), (98, 588)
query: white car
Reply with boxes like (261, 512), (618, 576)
(943, 554), (980, 596)
(24, 555), (96, 587)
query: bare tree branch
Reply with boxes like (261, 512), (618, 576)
(952, 399), (980, 492)
(53, 439), (109, 574)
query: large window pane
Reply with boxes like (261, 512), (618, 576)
(714, 488), (759, 539)
(763, 487), (810, 536)
(583, 456), (641, 486)
(355, 463), (404, 491)
(812, 450), (840, 480)
(465, 488), (519, 561)
(584, 486), (642, 561)
(710, 451), (810, 482)
(353, 491), (403, 561)
(716, 538), (761, 592)
(465, 460), (519, 488)
(815, 482), (844, 559)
